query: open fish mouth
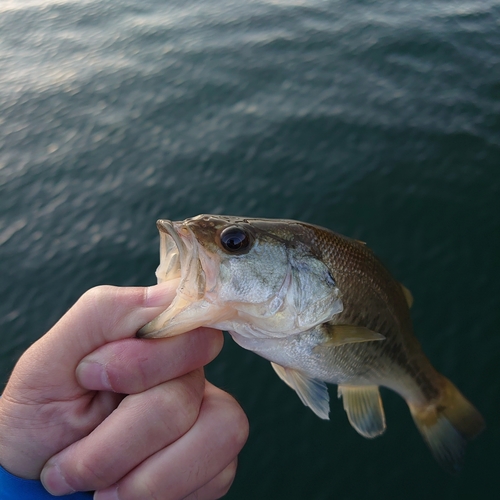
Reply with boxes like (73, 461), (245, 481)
(138, 220), (209, 338)
(155, 220), (184, 284)
(155, 219), (206, 297)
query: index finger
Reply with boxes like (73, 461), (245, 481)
(12, 281), (180, 401)
(76, 327), (223, 394)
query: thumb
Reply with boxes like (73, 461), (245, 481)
(11, 280), (179, 401)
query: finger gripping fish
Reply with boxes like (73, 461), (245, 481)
(138, 215), (484, 473)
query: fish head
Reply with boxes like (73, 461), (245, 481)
(138, 215), (343, 340)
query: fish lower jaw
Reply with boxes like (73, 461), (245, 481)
(139, 296), (238, 338)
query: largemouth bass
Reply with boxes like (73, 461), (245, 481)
(138, 215), (484, 472)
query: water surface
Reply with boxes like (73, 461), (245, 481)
(1, 1), (499, 498)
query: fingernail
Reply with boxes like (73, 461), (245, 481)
(144, 280), (179, 307)
(41, 463), (75, 496)
(76, 360), (112, 391)
(94, 485), (120, 500)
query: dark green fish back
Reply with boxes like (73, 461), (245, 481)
(307, 224), (441, 402)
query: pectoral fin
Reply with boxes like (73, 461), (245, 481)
(337, 385), (386, 438)
(315, 325), (385, 349)
(271, 363), (330, 420)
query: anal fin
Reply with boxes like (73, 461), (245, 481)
(338, 385), (386, 438)
(271, 362), (330, 420)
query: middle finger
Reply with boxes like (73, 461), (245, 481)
(42, 369), (205, 494)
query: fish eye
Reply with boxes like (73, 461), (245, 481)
(220, 226), (252, 253)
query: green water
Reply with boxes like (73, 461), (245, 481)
(1, 1), (499, 498)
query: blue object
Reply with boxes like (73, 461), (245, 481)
(0, 465), (93, 499)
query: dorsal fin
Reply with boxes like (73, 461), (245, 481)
(338, 385), (386, 438)
(271, 363), (330, 420)
(400, 283), (414, 308)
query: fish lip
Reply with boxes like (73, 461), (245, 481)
(154, 219), (185, 285)
(155, 219), (204, 298)
(138, 219), (208, 338)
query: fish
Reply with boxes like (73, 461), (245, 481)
(138, 214), (485, 473)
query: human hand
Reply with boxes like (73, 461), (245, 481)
(0, 282), (248, 499)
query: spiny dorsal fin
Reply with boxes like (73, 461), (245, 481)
(337, 385), (386, 438)
(400, 283), (414, 308)
(314, 325), (385, 349)
(271, 362), (330, 420)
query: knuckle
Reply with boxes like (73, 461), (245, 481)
(213, 460), (238, 498)
(220, 397), (249, 452)
(80, 285), (116, 307)
(77, 286), (120, 328)
(104, 341), (149, 393)
(66, 458), (112, 491)
(184, 461), (238, 500)
(158, 379), (203, 430)
(122, 372), (204, 436)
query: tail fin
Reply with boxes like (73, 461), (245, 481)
(408, 377), (485, 474)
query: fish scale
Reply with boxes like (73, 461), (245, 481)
(306, 225), (439, 397)
(139, 215), (484, 473)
